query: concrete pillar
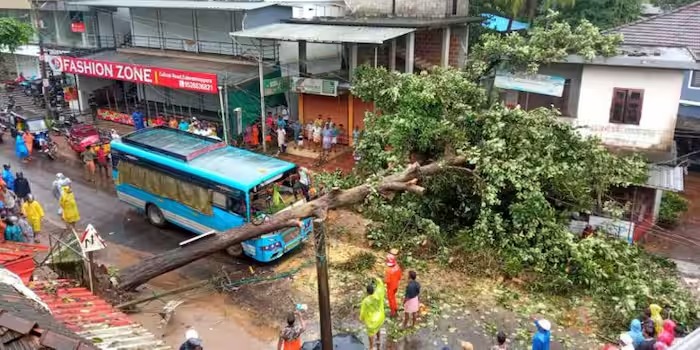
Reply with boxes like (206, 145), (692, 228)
(349, 43), (358, 78)
(652, 189), (663, 222)
(389, 39), (396, 71)
(53, 12), (62, 46)
(192, 10), (200, 53)
(298, 40), (308, 76)
(405, 32), (415, 74)
(441, 27), (451, 67)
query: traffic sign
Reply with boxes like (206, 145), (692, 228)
(78, 224), (106, 253)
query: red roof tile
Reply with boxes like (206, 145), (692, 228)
(0, 242), (48, 284)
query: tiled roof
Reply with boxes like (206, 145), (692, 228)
(611, 1), (700, 54)
(30, 280), (171, 350)
(0, 281), (95, 349)
(0, 242), (48, 284)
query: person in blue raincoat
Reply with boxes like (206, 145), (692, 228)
(627, 319), (644, 347)
(132, 109), (145, 130)
(15, 134), (29, 163)
(2, 165), (15, 191)
(4, 216), (23, 242)
(532, 318), (551, 350)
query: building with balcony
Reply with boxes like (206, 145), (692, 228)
(45, 0), (299, 136)
(231, 0), (480, 145)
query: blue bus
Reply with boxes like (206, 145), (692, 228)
(110, 127), (313, 262)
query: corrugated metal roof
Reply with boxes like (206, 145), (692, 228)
(0, 242), (48, 284)
(30, 280), (171, 350)
(68, 0), (273, 10)
(645, 165), (685, 192)
(231, 23), (415, 44)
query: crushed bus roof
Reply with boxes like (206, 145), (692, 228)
(113, 128), (296, 190)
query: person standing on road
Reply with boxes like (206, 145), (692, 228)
(2, 186), (17, 214)
(22, 131), (34, 160)
(179, 328), (203, 350)
(52, 173), (71, 201)
(82, 146), (97, 182)
(491, 330), (508, 350)
(638, 323), (656, 350)
(15, 134), (29, 163)
(96, 146), (110, 179)
(132, 109), (145, 130)
(384, 253), (402, 318)
(21, 194), (43, 243)
(360, 277), (386, 350)
(4, 216), (23, 242)
(16, 213), (34, 243)
(13, 172), (30, 201)
(628, 319), (644, 347)
(403, 270), (420, 328)
(649, 304), (664, 336)
(1, 165), (13, 192)
(277, 311), (306, 350)
(59, 186), (80, 229)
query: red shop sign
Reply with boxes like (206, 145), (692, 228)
(71, 22), (85, 33)
(48, 55), (218, 94)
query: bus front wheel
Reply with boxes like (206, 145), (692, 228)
(226, 244), (243, 257)
(146, 204), (166, 227)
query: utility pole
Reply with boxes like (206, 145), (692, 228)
(258, 43), (267, 152)
(30, 0), (52, 114)
(315, 221), (333, 349)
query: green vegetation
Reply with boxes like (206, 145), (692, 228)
(658, 191), (689, 228)
(0, 17), (33, 53)
(327, 15), (700, 336)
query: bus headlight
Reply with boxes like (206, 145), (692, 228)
(261, 242), (282, 251)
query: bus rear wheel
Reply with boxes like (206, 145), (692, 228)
(146, 204), (166, 227)
(226, 244), (243, 257)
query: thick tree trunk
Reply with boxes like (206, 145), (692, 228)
(116, 158), (467, 291)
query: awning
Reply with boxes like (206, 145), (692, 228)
(645, 165), (685, 192)
(67, 0), (273, 10)
(231, 23), (416, 44)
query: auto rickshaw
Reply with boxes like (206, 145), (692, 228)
(10, 110), (58, 160)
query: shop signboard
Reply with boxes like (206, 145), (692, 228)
(494, 71), (565, 97)
(263, 77), (288, 96)
(291, 77), (338, 97)
(47, 55), (219, 94)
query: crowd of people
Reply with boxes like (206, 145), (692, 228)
(603, 304), (680, 350)
(131, 108), (222, 140)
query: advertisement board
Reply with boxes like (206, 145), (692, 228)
(291, 77), (338, 97)
(494, 72), (566, 97)
(47, 55), (219, 94)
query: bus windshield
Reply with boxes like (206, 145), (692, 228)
(249, 170), (301, 216)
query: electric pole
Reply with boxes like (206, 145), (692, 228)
(30, 0), (52, 114)
(315, 221), (333, 349)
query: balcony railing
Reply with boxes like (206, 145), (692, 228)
(126, 35), (278, 61)
(38, 34), (126, 50)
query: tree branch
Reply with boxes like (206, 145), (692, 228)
(115, 157), (467, 291)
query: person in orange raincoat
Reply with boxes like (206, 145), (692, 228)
(22, 131), (34, 158)
(251, 123), (260, 147)
(384, 253), (402, 317)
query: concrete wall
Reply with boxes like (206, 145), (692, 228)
(345, 0), (468, 17)
(576, 65), (683, 150)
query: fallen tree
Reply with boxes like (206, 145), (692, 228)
(116, 157), (466, 291)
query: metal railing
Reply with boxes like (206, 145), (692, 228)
(126, 35), (278, 61)
(40, 34), (127, 51)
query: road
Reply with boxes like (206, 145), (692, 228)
(0, 138), (276, 348)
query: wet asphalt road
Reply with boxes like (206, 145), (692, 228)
(0, 137), (257, 282)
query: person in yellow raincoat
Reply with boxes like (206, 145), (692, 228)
(21, 194), (43, 243)
(59, 186), (80, 228)
(649, 304), (664, 336)
(360, 277), (386, 350)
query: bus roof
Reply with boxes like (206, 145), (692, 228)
(112, 127), (296, 190)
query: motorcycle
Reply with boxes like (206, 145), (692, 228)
(35, 132), (58, 160)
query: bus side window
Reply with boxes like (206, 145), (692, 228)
(212, 191), (227, 209)
(228, 192), (247, 217)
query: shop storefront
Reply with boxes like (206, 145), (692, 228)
(294, 77), (374, 145)
(46, 53), (224, 129)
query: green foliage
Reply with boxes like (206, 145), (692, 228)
(0, 17), (33, 53)
(347, 16), (698, 334)
(467, 11), (622, 79)
(651, 0), (697, 10)
(658, 191), (689, 228)
(334, 252), (376, 273)
(556, 0), (643, 29)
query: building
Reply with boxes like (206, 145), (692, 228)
(231, 0), (480, 145)
(0, 0), (129, 80)
(610, 1), (700, 167)
(0, 268), (97, 349)
(46, 0), (297, 137)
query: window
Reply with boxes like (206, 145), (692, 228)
(517, 79), (571, 116)
(690, 70), (700, 89)
(212, 190), (247, 217)
(609, 88), (644, 125)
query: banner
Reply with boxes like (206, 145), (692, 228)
(291, 77), (338, 97)
(263, 77), (288, 96)
(494, 72), (565, 97)
(47, 55), (219, 94)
